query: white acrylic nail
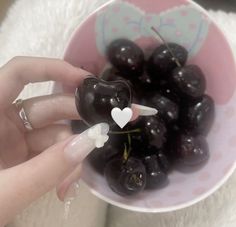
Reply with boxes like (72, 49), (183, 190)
(132, 104), (158, 116)
(64, 123), (109, 164)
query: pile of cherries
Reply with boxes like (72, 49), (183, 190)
(73, 38), (215, 196)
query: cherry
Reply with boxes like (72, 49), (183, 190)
(144, 155), (168, 189)
(170, 65), (206, 99)
(75, 77), (132, 125)
(157, 150), (171, 173)
(128, 116), (167, 151)
(107, 39), (145, 78)
(101, 67), (138, 102)
(174, 132), (209, 166)
(71, 120), (88, 134)
(147, 43), (188, 80)
(158, 80), (181, 104)
(101, 67), (128, 82)
(142, 116), (167, 149)
(104, 157), (146, 196)
(180, 95), (215, 135)
(88, 143), (122, 174)
(143, 93), (179, 124)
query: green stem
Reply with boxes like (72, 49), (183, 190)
(122, 133), (133, 163)
(109, 129), (141, 135)
(123, 143), (128, 161)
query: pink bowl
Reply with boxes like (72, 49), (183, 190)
(61, 0), (236, 212)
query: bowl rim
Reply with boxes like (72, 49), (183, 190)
(60, 0), (236, 212)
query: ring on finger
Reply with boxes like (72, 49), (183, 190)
(14, 99), (33, 131)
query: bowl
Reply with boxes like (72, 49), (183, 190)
(60, 0), (236, 212)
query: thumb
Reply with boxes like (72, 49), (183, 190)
(0, 123), (109, 225)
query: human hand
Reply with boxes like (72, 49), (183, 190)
(0, 57), (157, 226)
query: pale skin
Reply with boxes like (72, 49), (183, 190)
(0, 57), (155, 226)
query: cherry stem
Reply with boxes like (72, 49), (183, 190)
(109, 129), (141, 135)
(151, 26), (182, 67)
(128, 133), (131, 148)
(123, 134), (132, 163)
(123, 143), (129, 162)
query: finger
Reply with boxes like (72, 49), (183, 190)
(10, 93), (80, 130)
(0, 123), (109, 226)
(26, 124), (72, 156)
(56, 164), (82, 201)
(0, 57), (90, 109)
(131, 104), (158, 121)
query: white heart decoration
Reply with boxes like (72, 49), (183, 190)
(111, 107), (133, 129)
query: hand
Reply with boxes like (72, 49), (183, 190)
(0, 57), (156, 225)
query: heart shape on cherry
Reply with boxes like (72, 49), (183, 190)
(111, 107), (133, 129)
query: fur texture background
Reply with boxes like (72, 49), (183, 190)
(0, 0), (236, 227)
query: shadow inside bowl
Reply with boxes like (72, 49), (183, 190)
(145, 178), (170, 191)
(174, 159), (209, 174)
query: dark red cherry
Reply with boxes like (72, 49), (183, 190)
(101, 67), (138, 102)
(101, 67), (128, 82)
(107, 39), (144, 78)
(144, 93), (179, 124)
(174, 133), (209, 166)
(158, 80), (181, 104)
(180, 95), (215, 135)
(144, 155), (168, 189)
(132, 71), (159, 98)
(88, 142), (122, 174)
(157, 150), (171, 173)
(75, 77), (132, 125)
(170, 65), (206, 99)
(71, 120), (88, 134)
(128, 116), (167, 150)
(147, 43), (188, 80)
(105, 157), (146, 196)
(142, 116), (167, 149)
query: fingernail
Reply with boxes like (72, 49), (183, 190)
(64, 182), (80, 201)
(132, 104), (158, 116)
(64, 123), (109, 164)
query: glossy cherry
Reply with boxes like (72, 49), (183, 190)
(144, 155), (168, 189)
(101, 67), (137, 101)
(170, 65), (206, 99)
(174, 132), (209, 166)
(142, 116), (167, 149)
(107, 39), (145, 78)
(128, 115), (167, 151)
(144, 93), (179, 124)
(105, 157), (146, 196)
(157, 150), (171, 173)
(147, 43), (188, 80)
(88, 142), (122, 174)
(180, 95), (215, 135)
(75, 77), (132, 125)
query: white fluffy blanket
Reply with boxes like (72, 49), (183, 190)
(1, 1), (236, 227)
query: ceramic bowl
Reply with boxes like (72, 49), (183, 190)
(61, 0), (236, 212)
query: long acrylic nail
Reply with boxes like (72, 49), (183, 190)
(132, 104), (158, 116)
(64, 123), (109, 164)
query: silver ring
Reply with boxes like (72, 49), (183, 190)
(15, 99), (33, 131)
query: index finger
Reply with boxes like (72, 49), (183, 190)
(0, 57), (90, 109)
